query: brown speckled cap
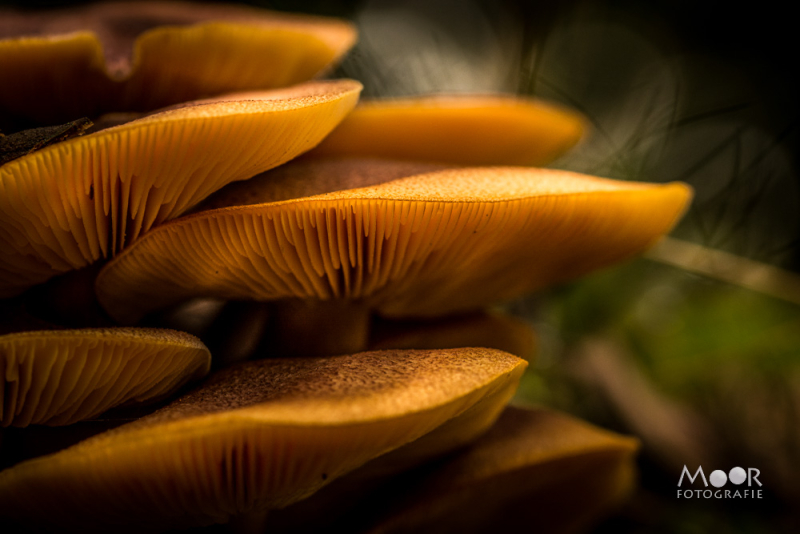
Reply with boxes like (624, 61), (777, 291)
(0, 347), (526, 531)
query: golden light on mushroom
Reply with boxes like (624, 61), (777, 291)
(0, 348), (526, 531)
(0, 80), (362, 297)
(0, 2), (699, 532)
(0, 328), (210, 427)
(96, 158), (692, 324)
(307, 95), (586, 166)
(0, 1), (357, 128)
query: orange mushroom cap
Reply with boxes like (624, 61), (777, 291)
(268, 406), (639, 534)
(0, 80), (361, 297)
(0, 1), (356, 127)
(96, 158), (692, 323)
(0, 348), (526, 531)
(307, 95), (586, 166)
(362, 406), (639, 534)
(0, 327), (210, 427)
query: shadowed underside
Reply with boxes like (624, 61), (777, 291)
(369, 311), (537, 362)
(265, 406), (638, 534)
(0, 327), (210, 427)
(363, 406), (639, 534)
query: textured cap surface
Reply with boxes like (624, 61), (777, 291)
(0, 348), (526, 532)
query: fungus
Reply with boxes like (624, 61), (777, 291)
(0, 1), (356, 128)
(0, 327), (210, 427)
(0, 79), (361, 297)
(307, 95), (586, 165)
(271, 406), (637, 534)
(367, 406), (639, 534)
(0, 4), (677, 532)
(0, 348), (526, 532)
(96, 158), (692, 324)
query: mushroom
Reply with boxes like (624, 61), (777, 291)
(363, 406), (639, 534)
(0, 6), (673, 533)
(306, 95), (586, 166)
(0, 347), (527, 532)
(0, 79), (362, 297)
(268, 406), (638, 534)
(151, 305), (536, 366)
(0, 327), (210, 427)
(0, 1), (356, 129)
(95, 158), (692, 326)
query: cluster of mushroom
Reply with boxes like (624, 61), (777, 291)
(0, 2), (691, 533)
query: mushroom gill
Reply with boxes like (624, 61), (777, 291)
(96, 158), (692, 323)
(0, 348), (526, 532)
(0, 327), (210, 427)
(0, 79), (362, 297)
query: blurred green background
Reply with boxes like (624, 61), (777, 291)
(3, 0), (798, 532)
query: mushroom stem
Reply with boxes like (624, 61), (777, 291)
(268, 299), (371, 357)
(206, 301), (272, 368)
(24, 263), (113, 328)
(369, 311), (537, 362)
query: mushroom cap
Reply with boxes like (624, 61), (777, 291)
(0, 80), (361, 297)
(306, 95), (586, 166)
(0, 1), (356, 127)
(0, 348), (526, 532)
(267, 406), (638, 534)
(362, 407), (638, 534)
(370, 406), (638, 534)
(0, 327), (210, 427)
(96, 158), (692, 323)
